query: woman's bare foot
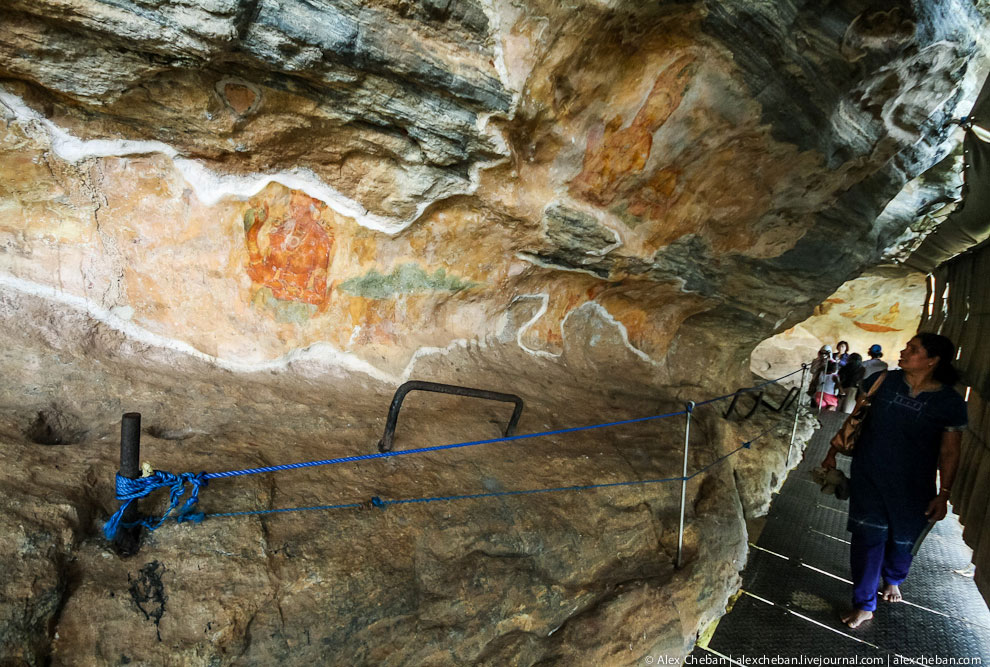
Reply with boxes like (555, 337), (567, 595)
(881, 584), (902, 602)
(841, 609), (873, 629)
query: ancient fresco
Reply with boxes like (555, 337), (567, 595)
(751, 270), (925, 381)
(339, 264), (477, 300)
(838, 300), (904, 332)
(571, 54), (697, 216)
(244, 191), (334, 312)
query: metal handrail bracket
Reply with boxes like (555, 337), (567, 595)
(723, 389), (763, 421)
(377, 380), (525, 453)
(761, 386), (799, 413)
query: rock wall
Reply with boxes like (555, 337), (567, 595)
(0, 0), (987, 663)
(750, 266), (927, 385)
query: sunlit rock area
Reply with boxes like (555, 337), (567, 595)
(751, 265), (927, 386)
(1, 0), (987, 664)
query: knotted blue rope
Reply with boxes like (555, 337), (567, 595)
(103, 471), (207, 540)
(103, 367), (801, 537)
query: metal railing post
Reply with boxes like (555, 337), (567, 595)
(677, 401), (695, 569)
(114, 412), (143, 556)
(788, 364), (809, 466)
(816, 368), (826, 414)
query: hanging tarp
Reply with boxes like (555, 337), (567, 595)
(904, 69), (990, 273)
(919, 237), (990, 399)
(903, 128), (990, 273)
(919, 234), (990, 605)
(949, 391), (990, 604)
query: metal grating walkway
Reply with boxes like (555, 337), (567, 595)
(693, 409), (990, 664)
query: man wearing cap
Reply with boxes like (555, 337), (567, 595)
(862, 344), (888, 381)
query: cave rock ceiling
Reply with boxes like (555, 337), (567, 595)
(1, 0), (986, 383)
(0, 2), (989, 662)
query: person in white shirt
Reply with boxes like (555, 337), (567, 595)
(862, 344), (889, 381)
(809, 345), (840, 409)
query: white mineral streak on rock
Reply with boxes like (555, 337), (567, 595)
(399, 338), (481, 382)
(1, 270), (501, 388)
(477, 0), (546, 116)
(0, 273), (396, 384)
(509, 294), (658, 365)
(0, 87), (178, 160)
(564, 301), (660, 366)
(514, 252), (605, 279)
(510, 293), (557, 359)
(477, 0), (515, 104)
(0, 85), (511, 235)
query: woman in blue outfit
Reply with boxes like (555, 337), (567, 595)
(820, 333), (968, 629)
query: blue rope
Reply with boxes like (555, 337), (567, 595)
(203, 408), (688, 481)
(103, 471), (207, 540)
(210, 425), (777, 520)
(103, 368), (799, 538)
(102, 410), (685, 538)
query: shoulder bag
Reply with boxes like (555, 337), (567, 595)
(830, 371), (888, 455)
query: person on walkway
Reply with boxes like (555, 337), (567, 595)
(809, 345), (839, 410)
(838, 352), (865, 413)
(820, 333), (968, 629)
(862, 343), (888, 381)
(834, 340), (851, 367)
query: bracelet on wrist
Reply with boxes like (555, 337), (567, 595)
(939, 487), (951, 496)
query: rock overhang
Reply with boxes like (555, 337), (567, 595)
(2, 1), (990, 663)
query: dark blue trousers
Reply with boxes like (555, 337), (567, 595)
(849, 522), (914, 611)
(847, 473), (928, 612)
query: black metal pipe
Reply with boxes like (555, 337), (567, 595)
(723, 389), (763, 421)
(114, 412), (142, 556)
(779, 386), (800, 412)
(760, 386), (800, 413)
(378, 381), (525, 453)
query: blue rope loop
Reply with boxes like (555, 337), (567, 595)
(103, 471), (207, 540)
(102, 367), (800, 536)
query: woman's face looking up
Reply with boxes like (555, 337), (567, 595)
(899, 336), (936, 375)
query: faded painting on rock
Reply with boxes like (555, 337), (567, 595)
(244, 191), (335, 315)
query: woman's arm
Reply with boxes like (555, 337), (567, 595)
(925, 430), (963, 521)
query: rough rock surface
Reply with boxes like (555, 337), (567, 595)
(0, 0), (987, 663)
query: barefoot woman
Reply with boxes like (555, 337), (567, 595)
(820, 333), (968, 628)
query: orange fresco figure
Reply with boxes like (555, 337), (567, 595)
(246, 192), (334, 310)
(571, 54), (697, 208)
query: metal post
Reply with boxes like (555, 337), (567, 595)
(677, 401), (695, 569)
(114, 412), (142, 556)
(816, 368), (826, 414)
(788, 364), (809, 466)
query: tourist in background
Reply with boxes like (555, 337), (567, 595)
(835, 340), (851, 367)
(809, 345), (840, 410)
(838, 352), (866, 413)
(862, 343), (888, 380)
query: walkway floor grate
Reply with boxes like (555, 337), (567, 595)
(697, 408), (990, 661)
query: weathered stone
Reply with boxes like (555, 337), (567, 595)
(1, 0), (988, 663)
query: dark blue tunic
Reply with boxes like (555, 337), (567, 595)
(847, 370), (968, 546)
